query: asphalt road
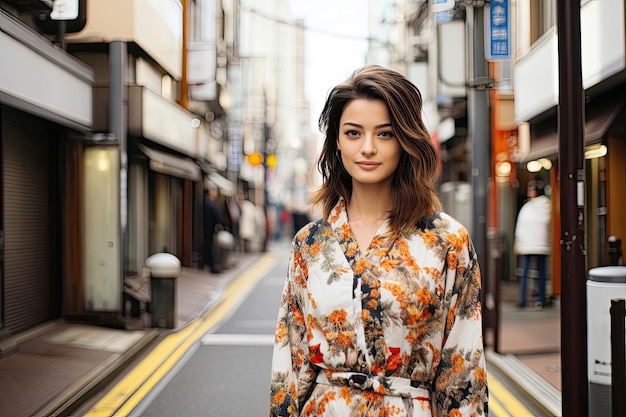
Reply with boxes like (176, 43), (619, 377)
(92, 237), (554, 417)
(138, 247), (289, 416)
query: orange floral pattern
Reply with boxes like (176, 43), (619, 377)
(270, 200), (488, 416)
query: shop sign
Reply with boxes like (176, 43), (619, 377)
(486, 0), (510, 61)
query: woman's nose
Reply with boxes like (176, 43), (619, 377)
(360, 136), (377, 155)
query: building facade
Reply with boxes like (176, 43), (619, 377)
(0, 0), (231, 334)
(0, 0), (306, 336)
(378, 1), (626, 291)
(513, 0), (626, 281)
(1, 1), (94, 333)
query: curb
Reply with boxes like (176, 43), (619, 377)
(487, 350), (562, 417)
(82, 252), (276, 417)
(33, 329), (159, 417)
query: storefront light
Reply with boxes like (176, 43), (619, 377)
(585, 144), (607, 159)
(97, 151), (110, 171)
(219, 87), (231, 111)
(526, 160), (543, 173)
(495, 161), (511, 177)
(538, 158), (552, 170)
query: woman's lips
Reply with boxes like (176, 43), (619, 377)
(356, 161), (381, 170)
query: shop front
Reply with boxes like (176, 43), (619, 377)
(0, 10), (93, 332)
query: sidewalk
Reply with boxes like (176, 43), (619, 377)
(487, 280), (562, 416)
(0, 244), (562, 417)
(0, 250), (261, 417)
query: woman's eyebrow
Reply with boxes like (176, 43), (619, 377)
(342, 122), (392, 129)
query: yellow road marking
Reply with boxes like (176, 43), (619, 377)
(488, 371), (535, 417)
(84, 253), (538, 417)
(487, 393), (512, 417)
(84, 253), (278, 417)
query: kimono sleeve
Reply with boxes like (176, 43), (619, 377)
(269, 239), (317, 417)
(432, 229), (489, 417)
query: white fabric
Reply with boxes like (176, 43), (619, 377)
(514, 195), (552, 255)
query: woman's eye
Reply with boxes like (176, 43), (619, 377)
(345, 130), (359, 137)
(379, 131), (394, 138)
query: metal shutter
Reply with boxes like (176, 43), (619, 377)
(2, 106), (50, 333)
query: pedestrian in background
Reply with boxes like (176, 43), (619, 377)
(238, 194), (264, 252)
(274, 205), (291, 240)
(199, 186), (223, 273)
(514, 179), (552, 308)
(269, 66), (488, 417)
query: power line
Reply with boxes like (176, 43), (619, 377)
(240, 5), (381, 44)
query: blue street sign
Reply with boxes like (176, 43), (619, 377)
(486, 0), (511, 61)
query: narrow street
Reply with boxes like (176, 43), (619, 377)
(74, 240), (559, 416)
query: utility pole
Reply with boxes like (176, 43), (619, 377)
(556, 0), (588, 414)
(110, 41), (128, 308)
(467, 3), (490, 335)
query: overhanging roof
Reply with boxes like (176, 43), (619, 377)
(136, 144), (201, 181)
(207, 172), (235, 196)
(525, 96), (624, 162)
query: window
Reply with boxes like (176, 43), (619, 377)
(529, 0), (555, 44)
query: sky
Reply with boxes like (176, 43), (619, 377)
(288, 0), (370, 134)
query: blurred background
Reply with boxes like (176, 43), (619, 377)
(1, 0), (625, 343)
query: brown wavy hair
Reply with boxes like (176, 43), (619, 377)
(311, 65), (442, 237)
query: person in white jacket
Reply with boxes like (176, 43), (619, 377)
(514, 179), (552, 308)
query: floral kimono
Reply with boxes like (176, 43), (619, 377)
(270, 200), (488, 417)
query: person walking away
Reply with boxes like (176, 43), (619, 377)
(514, 179), (552, 308)
(269, 65), (488, 416)
(200, 187), (223, 273)
(238, 196), (257, 252)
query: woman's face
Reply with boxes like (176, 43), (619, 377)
(336, 98), (401, 190)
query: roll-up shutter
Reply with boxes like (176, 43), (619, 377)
(2, 106), (50, 333)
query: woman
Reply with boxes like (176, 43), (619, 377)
(270, 66), (488, 417)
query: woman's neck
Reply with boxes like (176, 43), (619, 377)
(346, 187), (392, 226)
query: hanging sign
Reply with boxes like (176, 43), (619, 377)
(486, 0), (511, 61)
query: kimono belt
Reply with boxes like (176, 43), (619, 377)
(316, 371), (431, 401)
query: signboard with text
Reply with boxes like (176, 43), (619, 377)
(486, 0), (511, 61)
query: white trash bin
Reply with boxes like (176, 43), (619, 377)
(587, 266), (626, 416)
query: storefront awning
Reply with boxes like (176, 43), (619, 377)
(207, 172), (236, 196)
(0, 10), (93, 131)
(525, 96), (624, 162)
(137, 144), (201, 181)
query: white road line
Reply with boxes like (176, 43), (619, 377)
(233, 320), (278, 328)
(201, 333), (275, 346)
